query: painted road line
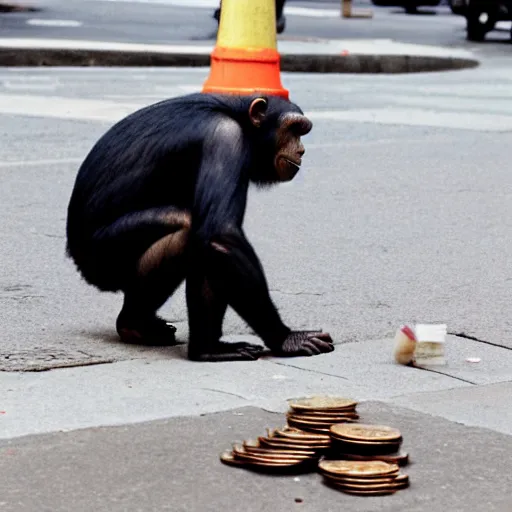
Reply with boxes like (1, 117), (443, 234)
(307, 108), (512, 132)
(26, 19), (84, 28)
(0, 94), (511, 132)
(0, 158), (83, 168)
(88, 0), (342, 18)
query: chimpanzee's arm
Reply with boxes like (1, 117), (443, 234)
(191, 119), (290, 346)
(191, 119), (334, 357)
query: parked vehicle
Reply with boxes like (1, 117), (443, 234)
(371, 0), (441, 14)
(448, 0), (466, 14)
(449, 0), (512, 41)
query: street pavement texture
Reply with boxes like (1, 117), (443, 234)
(0, 0), (511, 59)
(2, 404), (512, 512)
(2, 57), (512, 509)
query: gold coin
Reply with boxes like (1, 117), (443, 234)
(288, 396), (358, 412)
(269, 435), (330, 447)
(232, 445), (305, 465)
(220, 450), (246, 467)
(318, 460), (400, 478)
(330, 424), (402, 443)
(243, 440), (316, 458)
(287, 416), (352, 426)
(335, 487), (396, 497)
(394, 473), (410, 488)
(292, 409), (358, 419)
(395, 473), (408, 483)
(287, 419), (334, 432)
(321, 467), (400, 480)
(335, 451), (409, 466)
(328, 476), (409, 492)
(275, 427), (331, 443)
(329, 480), (402, 492)
(287, 413), (359, 424)
(323, 474), (397, 485)
(330, 437), (402, 448)
(259, 437), (329, 451)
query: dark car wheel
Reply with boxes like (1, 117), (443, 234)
(466, 7), (496, 41)
(449, 0), (467, 15)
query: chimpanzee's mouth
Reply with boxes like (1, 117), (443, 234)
(283, 158), (301, 170)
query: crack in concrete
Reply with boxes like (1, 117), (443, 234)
(269, 289), (324, 297)
(413, 366), (477, 385)
(200, 388), (248, 401)
(450, 331), (512, 351)
(269, 360), (350, 381)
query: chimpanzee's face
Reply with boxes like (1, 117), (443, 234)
(248, 97), (313, 184)
(273, 112), (312, 182)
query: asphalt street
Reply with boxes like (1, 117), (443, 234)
(0, 0), (511, 57)
(1, 59), (512, 364)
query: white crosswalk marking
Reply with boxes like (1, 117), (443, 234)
(86, 0), (342, 18)
(1, 69), (512, 133)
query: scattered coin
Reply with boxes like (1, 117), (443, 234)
(330, 424), (402, 443)
(220, 450), (246, 467)
(332, 487), (397, 497)
(332, 450), (409, 466)
(274, 427), (331, 443)
(288, 396), (358, 412)
(242, 439), (317, 458)
(318, 460), (400, 479)
(287, 413), (359, 424)
(233, 444), (307, 464)
(259, 436), (329, 452)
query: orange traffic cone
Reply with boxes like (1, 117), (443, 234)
(202, 0), (289, 100)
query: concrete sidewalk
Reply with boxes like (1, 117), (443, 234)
(0, 36), (479, 72)
(2, 335), (512, 511)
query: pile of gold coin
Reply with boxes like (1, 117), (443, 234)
(328, 424), (408, 465)
(219, 394), (412, 495)
(220, 426), (330, 472)
(285, 396), (360, 433)
(318, 460), (410, 496)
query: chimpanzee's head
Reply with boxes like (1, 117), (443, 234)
(247, 96), (313, 185)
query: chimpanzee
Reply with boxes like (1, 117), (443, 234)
(66, 92), (334, 362)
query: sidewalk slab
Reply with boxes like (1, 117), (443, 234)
(1, 402), (511, 512)
(389, 381), (512, 436)
(0, 37), (479, 72)
(0, 339), (473, 440)
(267, 335), (512, 387)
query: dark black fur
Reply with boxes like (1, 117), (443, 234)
(66, 93), (334, 361)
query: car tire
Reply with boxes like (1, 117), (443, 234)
(277, 15), (286, 34)
(466, 11), (495, 41)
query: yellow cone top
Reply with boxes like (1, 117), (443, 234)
(217, 0), (277, 50)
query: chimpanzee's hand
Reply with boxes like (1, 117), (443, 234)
(275, 330), (334, 357)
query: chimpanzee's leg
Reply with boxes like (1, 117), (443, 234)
(186, 253), (266, 362)
(92, 207), (191, 346)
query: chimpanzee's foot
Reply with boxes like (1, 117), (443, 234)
(116, 313), (180, 346)
(189, 341), (266, 362)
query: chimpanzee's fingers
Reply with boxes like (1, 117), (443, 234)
(230, 342), (265, 352)
(309, 337), (335, 353)
(244, 345), (266, 354)
(308, 332), (333, 343)
(300, 341), (323, 356)
(240, 349), (263, 360)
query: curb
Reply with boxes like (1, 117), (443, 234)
(0, 48), (479, 74)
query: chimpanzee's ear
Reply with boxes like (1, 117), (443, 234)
(249, 98), (268, 127)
